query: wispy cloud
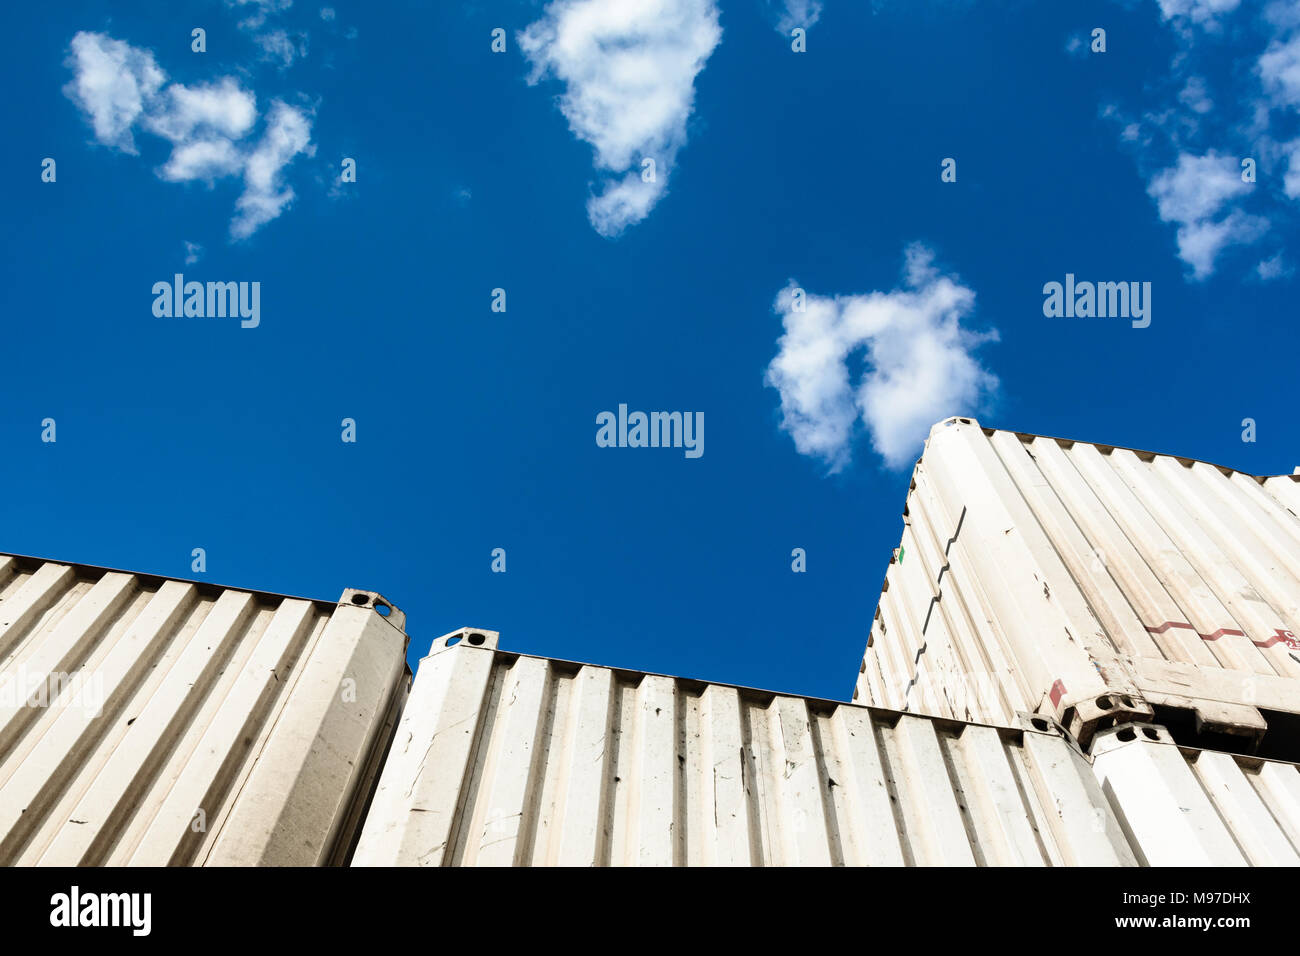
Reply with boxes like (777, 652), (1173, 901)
(1155, 0), (1241, 30)
(226, 0), (306, 67)
(1100, 1), (1300, 281)
(64, 31), (314, 239)
(519, 0), (722, 237)
(765, 245), (999, 472)
(226, 0), (292, 32)
(254, 28), (309, 68)
(1259, 29), (1300, 201)
(769, 0), (823, 34)
(1146, 152), (1266, 280)
(1178, 76), (1213, 113)
(184, 241), (204, 265)
(232, 101), (314, 238)
(1256, 251), (1293, 280)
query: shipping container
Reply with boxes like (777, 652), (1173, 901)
(7, 549), (1295, 868)
(0, 553), (410, 866)
(1091, 722), (1300, 866)
(353, 628), (1146, 866)
(855, 417), (1300, 756)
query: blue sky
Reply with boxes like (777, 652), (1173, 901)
(2, 0), (1298, 701)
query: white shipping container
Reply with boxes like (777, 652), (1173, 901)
(856, 418), (1300, 754)
(1091, 722), (1300, 866)
(0, 553), (410, 866)
(6, 550), (1295, 868)
(354, 629), (1152, 866)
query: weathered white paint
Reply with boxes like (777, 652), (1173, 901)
(353, 637), (1140, 867)
(857, 418), (1300, 744)
(0, 554), (408, 866)
(1091, 723), (1300, 866)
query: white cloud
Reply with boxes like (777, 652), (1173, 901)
(255, 29), (308, 68)
(1256, 251), (1292, 280)
(1147, 151), (1249, 222)
(1146, 152), (1266, 279)
(320, 7), (336, 22)
(1178, 76), (1213, 113)
(1265, 1), (1300, 31)
(63, 32), (166, 153)
(765, 245), (999, 472)
(227, 0), (292, 31)
(184, 241), (204, 265)
(159, 137), (246, 181)
(1257, 22), (1300, 203)
(225, 0), (305, 68)
(64, 31), (313, 238)
(519, 0), (722, 237)
(1156, 0), (1241, 29)
(1259, 32), (1300, 108)
(232, 101), (313, 239)
(1106, 2), (1300, 280)
(1281, 138), (1300, 198)
(145, 78), (258, 143)
(771, 0), (823, 33)
(1172, 211), (1268, 278)
(586, 171), (664, 237)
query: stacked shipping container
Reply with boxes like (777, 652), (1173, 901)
(856, 418), (1300, 755)
(9, 410), (1300, 872)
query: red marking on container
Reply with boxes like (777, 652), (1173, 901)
(1146, 621), (1291, 649)
(1258, 629), (1300, 650)
(1049, 679), (1066, 708)
(1199, 627), (1246, 641)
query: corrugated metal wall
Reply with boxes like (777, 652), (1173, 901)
(0, 554), (409, 866)
(856, 418), (1300, 749)
(1091, 723), (1300, 866)
(7, 549), (1296, 867)
(354, 630), (1141, 866)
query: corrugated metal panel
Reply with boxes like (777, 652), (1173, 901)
(353, 629), (1141, 866)
(1092, 723), (1300, 866)
(0, 553), (410, 866)
(856, 418), (1300, 750)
